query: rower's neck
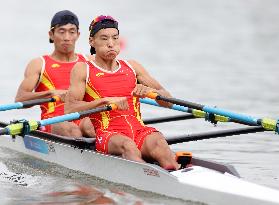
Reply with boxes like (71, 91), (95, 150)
(50, 51), (77, 62)
(94, 55), (118, 71)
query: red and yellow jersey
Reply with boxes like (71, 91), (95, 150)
(35, 54), (86, 119)
(84, 60), (144, 131)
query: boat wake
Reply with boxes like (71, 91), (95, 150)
(0, 162), (39, 187)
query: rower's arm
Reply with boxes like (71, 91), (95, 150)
(15, 58), (53, 102)
(128, 60), (172, 107)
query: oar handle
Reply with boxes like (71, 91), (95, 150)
(21, 96), (60, 107)
(79, 104), (117, 117)
(109, 104), (118, 110)
(147, 92), (204, 110)
(51, 96), (61, 102)
(146, 92), (159, 100)
(0, 96), (61, 111)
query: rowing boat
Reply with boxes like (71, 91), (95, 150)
(0, 122), (278, 205)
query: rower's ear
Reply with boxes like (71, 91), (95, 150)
(89, 37), (94, 47)
(49, 30), (54, 43)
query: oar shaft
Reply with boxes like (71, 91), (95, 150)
(141, 98), (238, 124)
(147, 92), (203, 110)
(0, 97), (58, 111)
(203, 106), (258, 125)
(1, 104), (116, 136)
(40, 105), (114, 127)
(144, 114), (195, 124)
(140, 98), (189, 112)
(40, 113), (81, 126)
(0, 102), (23, 111)
(166, 126), (265, 145)
(0, 128), (8, 135)
(21, 97), (58, 107)
(152, 94), (262, 127)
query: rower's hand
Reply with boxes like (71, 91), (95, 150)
(50, 90), (67, 102)
(134, 85), (173, 108)
(133, 84), (156, 98)
(105, 97), (129, 110)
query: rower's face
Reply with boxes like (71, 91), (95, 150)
(49, 23), (80, 54)
(89, 28), (120, 59)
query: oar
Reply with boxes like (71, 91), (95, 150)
(144, 114), (195, 124)
(147, 93), (278, 133)
(0, 104), (117, 136)
(166, 126), (265, 145)
(140, 98), (250, 125)
(0, 96), (60, 111)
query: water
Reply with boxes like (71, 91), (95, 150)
(0, 0), (279, 204)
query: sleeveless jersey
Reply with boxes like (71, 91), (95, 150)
(83, 60), (144, 132)
(35, 54), (86, 119)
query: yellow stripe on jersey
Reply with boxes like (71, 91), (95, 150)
(40, 73), (56, 114)
(85, 83), (101, 100)
(133, 96), (144, 125)
(85, 82), (110, 129)
(101, 112), (110, 129)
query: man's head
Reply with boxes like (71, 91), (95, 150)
(49, 10), (79, 43)
(88, 15), (119, 58)
(49, 10), (80, 54)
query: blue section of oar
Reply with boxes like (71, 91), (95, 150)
(0, 127), (10, 135)
(140, 98), (189, 112)
(40, 112), (81, 126)
(0, 102), (23, 111)
(172, 104), (189, 112)
(203, 106), (259, 125)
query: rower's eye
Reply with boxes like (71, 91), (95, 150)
(57, 30), (65, 34)
(69, 30), (77, 34)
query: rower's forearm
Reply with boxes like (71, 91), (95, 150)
(15, 90), (53, 102)
(65, 98), (109, 114)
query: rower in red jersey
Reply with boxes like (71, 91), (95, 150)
(65, 15), (179, 170)
(15, 10), (95, 138)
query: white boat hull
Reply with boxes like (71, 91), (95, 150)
(0, 134), (279, 205)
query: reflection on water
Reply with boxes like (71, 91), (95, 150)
(40, 185), (142, 205)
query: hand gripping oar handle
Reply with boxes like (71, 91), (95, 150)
(0, 96), (61, 111)
(0, 104), (117, 136)
(147, 92), (279, 133)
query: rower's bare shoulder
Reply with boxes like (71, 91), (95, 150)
(25, 57), (43, 75)
(73, 61), (87, 71)
(127, 59), (147, 74)
(71, 62), (87, 78)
